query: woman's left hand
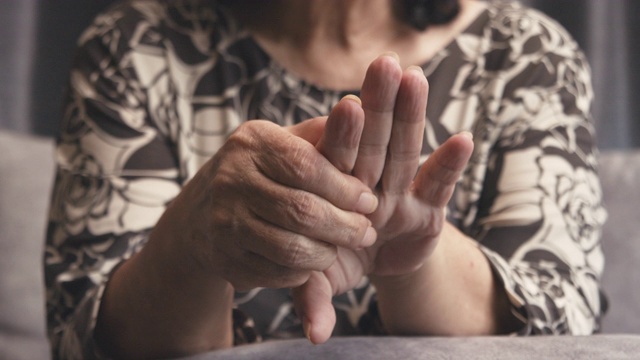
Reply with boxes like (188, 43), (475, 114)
(291, 54), (474, 344)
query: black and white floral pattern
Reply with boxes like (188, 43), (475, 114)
(45, 0), (607, 358)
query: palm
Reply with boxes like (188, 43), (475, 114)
(324, 138), (464, 294)
(367, 193), (443, 274)
(327, 196), (442, 293)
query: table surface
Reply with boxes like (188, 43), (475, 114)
(178, 335), (640, 360)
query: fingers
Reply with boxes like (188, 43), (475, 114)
(246, 178), (377, 251)
(292, 272), (336, 345)
(286, 116), (327, 146)
(242, 121), (377, 215)
(414, 132), (474, 207)
(237, 213), (339, 271)
(352, 54), (428, 193)
(353, 54), (403, 188)
(210, 121), (378, 284)
(316, 95), (365, 173)
(381, 66), (429, 193)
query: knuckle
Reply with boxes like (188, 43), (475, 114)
(237, 123), (322, 186)
(332, 158), (353, 174)
(332, 176), (362, 210)
(226, 122), (256, 150)
(314, 242), (338, 269)
(234, 120), (268, 139)
(281, 237), (309, 268)
(285, 191), (320, 229)
(227, 121), (277, 158)
(278, 236), (337, 270)
(211, 166), (239, 194)
(357, 143), (388, 158)
(281, 140), (320, 183)
(389, 147), (421, 163)
(332, 210), (371, 247)
(340, 218), (367, 248)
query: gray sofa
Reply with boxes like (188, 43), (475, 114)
(1, 130), (640, 359)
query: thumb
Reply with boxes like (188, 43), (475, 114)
(315, 95), (364, 174)
(414, 131), (474, 207)
(291, 271), (336, 345)
(286, 116), (328, 145)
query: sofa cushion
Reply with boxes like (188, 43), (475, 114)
(598, 149), (640, 333)
(178, 335), (640, 360)
(0, 131), (54, 359)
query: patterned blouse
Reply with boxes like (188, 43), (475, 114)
(45, 0), (607, 358)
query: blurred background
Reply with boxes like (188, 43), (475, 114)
(1, 0), (639, 149)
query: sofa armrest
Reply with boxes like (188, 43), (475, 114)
(0, 131), (54, 360)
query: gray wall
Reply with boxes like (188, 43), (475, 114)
(0, 1), (37, 134)
(0, 0), (113, 137)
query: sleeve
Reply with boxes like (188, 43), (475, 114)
(44, 6), (183, 358)
(471, 8), (607, 335)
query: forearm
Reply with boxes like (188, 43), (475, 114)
(371, 222), (519, 336)
(94, 200), (235, 359)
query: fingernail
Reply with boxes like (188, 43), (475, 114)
(381, 51), (400, 62)
(459, 131), (473, 140)
(304, 318), (313, 343)
(355, 192), (378, 214)
(362, 226), (377, 248)
(408, 65), (425, 76)
(341, 94), (362, 105)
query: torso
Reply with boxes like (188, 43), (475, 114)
(47, 0), (603, 348)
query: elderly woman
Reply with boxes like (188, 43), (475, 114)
(45, 0), (606, 358)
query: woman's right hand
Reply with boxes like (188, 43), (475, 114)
(164, 115), (378, 291)
(95, 88), (378, 359)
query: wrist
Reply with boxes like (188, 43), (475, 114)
(370, 254), (444, 311)
(149, 194), (232, 291)
(370, 229), (448, 290)
(95, 197), (235, 358)
(367, 222), (470, 335)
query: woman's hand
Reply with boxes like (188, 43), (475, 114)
(96, 85), (380, 359)
(292, 54), (474, 343)
(167, 117), (379, 292)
